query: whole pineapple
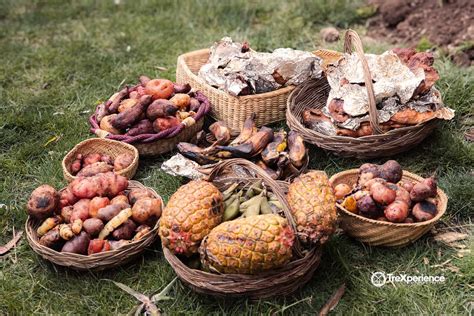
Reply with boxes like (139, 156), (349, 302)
(199, 214), (294, 274)
(159, 180), (223, 256)
(286, 171), (337, 245)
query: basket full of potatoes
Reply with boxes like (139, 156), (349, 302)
(25, 172), (162, 271)
(89, 76), (211, 156)
(329, 160), (448, 247)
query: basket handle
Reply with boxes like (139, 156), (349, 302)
(343, 30), (383, 134)
(207, 159), (304, 257)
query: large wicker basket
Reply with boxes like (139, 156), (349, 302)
(176, 49), (294, 133)
(329, 169), (448, 247)
(62, 138), (139, 182)
(287, 30), (444, 159)
(26, 181), (162, 271)
(163, 159), (322, 299)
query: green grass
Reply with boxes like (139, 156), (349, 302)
(0, 0), (473, 314)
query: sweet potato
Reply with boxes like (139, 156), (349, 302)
(39, 227), (62, 250)
(108, 87), (128, 113)
(112, 95), (152, 130)
(88, 239), (111, 255)
(59, 187), (78, 208)
(126, 119), (154, 136)
(110, 194), (129, 205)
(100, 114), (122, 135)
(60, 206), (74, 223)
(146, 99), (178, 121)
(61, 231), (90, 254)
(384, 200), (409, 223)
(153, 116), (181, 132)
(37, 216), (62, 237)
(410, 177), (437, 202)
(112, 219), (136, 240)
(83, 218), (104, 237)
(27, 185), (59, 220)
(189, 98), (201, 112)
(169, 93), (191, 110)
(412, 201), (437, 222)
(132, 197), (162, 224)
(89, 196), (110, 218)
(71, 199), (91, 222)
(69, 172), (129, 199)
(83, 153), (102, 166)
(173, 83), (191, 94)
(113, 153), (134, 172)
(77, 162), (113, 177)
(118, 98), (138, 113)
(128, 188), (154, 205)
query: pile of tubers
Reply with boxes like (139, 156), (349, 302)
(220, 181), (283, 222)
(178, 114), (308, 180)
(69, 152), (134, 176)
(96, 75), (201, 136)
(334, 160), (438, 223)
(27, 172), (162, 255)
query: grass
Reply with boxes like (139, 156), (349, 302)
(0, 0), (473, 314)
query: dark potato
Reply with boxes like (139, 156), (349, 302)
(39, 227), (62, 250)
(112, 219), (137, 240)
(380, 160), (403, 183)
(96, 204), (126, 222)
(356, 195), (380, 218)
(83, 218), (104, 237)
(61, 231), (90, 254)
(412, 201), (437, 222)
(27, 185), (59, 220)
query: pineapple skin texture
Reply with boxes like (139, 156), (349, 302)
(159, 180), (223, 256)
(287, 171), (337, 245)
(199, 214), (294, 274)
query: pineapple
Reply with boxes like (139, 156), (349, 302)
(286, 171), (337, 245)
(159, 180), (223, 256)
(199, 214), (294, 274)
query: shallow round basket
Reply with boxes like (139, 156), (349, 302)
(176, 48), (294, 133)
(62, 138), (139, 182)
(26, 181), (162, 271)
(329, 169), (448, 247)
(162, 159), (322, 299)
(286, 30), (441, 159)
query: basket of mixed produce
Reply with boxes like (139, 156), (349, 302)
(160, 159), (338, 298)
(25, 173), (162, 271)
(62, 138), (139, 182)
(329, 160), (447, 247)
(89, 75), (211, 156)
(176, 37), (323, 132)
(287, 30), (454, 158)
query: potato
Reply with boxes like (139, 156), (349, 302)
(169, 93), (191, 110)
(77, 162), (114, 177)
(59, 187), (78, 208)
(146, 99), (178, 121)
(88, 239), (111, 255)
(334, 183), (352, 200)
(71, 199), (91, 222)
(392, 184), (411, 205)
(131, 197), (162, 224)
(39, 227), (62, 250)
(112, 219), (136, 240)
(100, 154), (113, 165)
(356, 195), (379, 218)
(363, 178), (386, 190)
(384, 200), (409, 223)
(69, 172), (129, 199)
(114, 153), (134, 172)
(412, 201), (437, 222)
(61, 231), (90, 254)
(60, 206), (74, 223)
(358, 172), (376, 188)
(410, 177), (437, 202)
(126, 119), (154, 136)
(96, 204), (125, 222)
(128, 188), (154, 205)
(379, 160), (402, 183)
(70, 157), (82, 175)
(27, 185), (59, 220)
(83, 218), (104, 237)
(100, 114), (122, 135)
(397, 180), (414, 193)
(110, 195), (129, 205)
(89, 196), (110, 218)
(83, 153), (102, 166)
(118, 98), (138, 113)
(353, 190), (369, 200)
(370, 182), (396, 205)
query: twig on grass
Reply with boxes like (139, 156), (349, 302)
(319, 283), (346, 316)
(0, 229), (23, 256)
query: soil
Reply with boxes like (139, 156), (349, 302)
(367, 0), (474, 66)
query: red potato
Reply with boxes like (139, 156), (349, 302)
(145, 79), (174, 100)
(153, 116), (181, 132)
(89, 196), (110, 218)
(131, 197), (162, 224)
(113, 153), (134, 172)
(69, 172), (129, 199)
(363, 178), (387, 190)
(59, 187), (78, 208)
(88, 239), (111, 255)
(128, 188), (154, 205)
(370, 182), (396, 205)
(96, 204), (126, 222)
(83, 153), (102, 166)
(334, 183), (352, 200)
(412, 201), (437, 222)
(61, 231), (90, 255)
(410, 177), (437, 202)
(392, 185), (411, 205)
(60, 206), (74, 223)
(146, 99), (178, 121)
(27, 185), (59, 220)
(111, 195), (129, 205)
(71, 199), (91, 222)
(83, 218), (104, 237)
(112, 219), (136, 240)
(384, 200), (409, 223)
(77, 162), (114, 177)
(126, 119), (154, 136)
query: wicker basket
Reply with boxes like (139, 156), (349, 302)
(26, 181), (162, 271)
(89, 91), (211, 156)
(176, 49), (294, 133)
(62, 138), (139, 182)
(329, 169), (448, 247)
(163, 159), (322, 299)
(287, 30), (444, 159)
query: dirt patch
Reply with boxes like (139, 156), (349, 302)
(367, 0), (474, 66)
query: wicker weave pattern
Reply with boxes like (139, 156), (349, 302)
(62, 138), (139, 182)
(162, 159), (322, 298)
(26, 181), (162, 271)
(286, 30), (440, 159)
(176, 49), (294, 133)
(329, 169), (448, 247)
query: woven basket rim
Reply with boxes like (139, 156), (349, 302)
(26, 180), (161, 268)
(329, 169), (448, 227)
(61, 138), (139, 181)
(177, 48), (295, 100)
